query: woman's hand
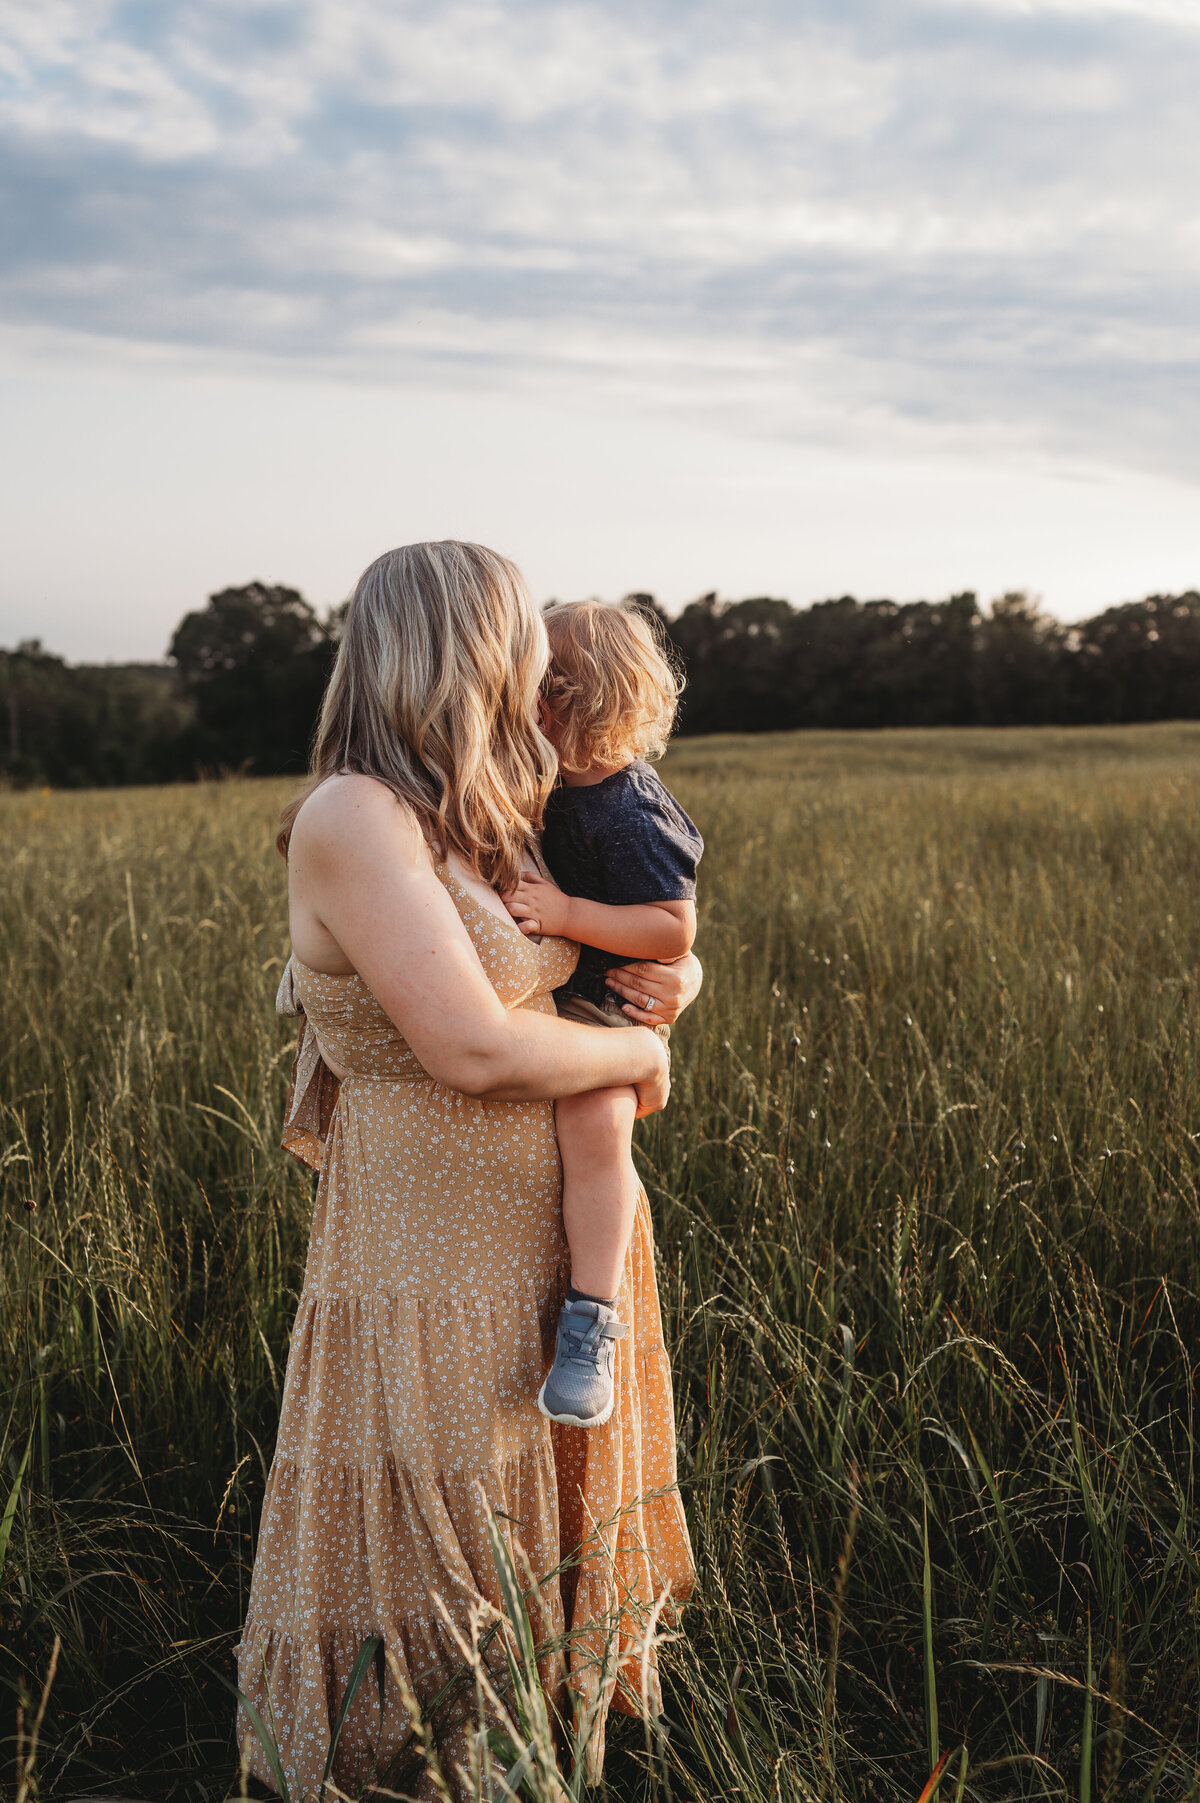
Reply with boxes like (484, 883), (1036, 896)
(632, 1033), (671, 1117)
(606, 949), (704, 1026)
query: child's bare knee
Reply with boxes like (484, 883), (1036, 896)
(557, 1085), (636, 1129)
(556, 1086), (636, 1159)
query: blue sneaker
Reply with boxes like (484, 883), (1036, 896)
(537, 1298), (628, 1427)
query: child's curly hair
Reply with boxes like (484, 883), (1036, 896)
(542, 600), (683, 774)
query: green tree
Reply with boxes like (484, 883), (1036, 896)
(0, 642), (193, 787)
(1072, 592), (1200, 723)
(169, 583), (336, 774)
(973, 592), (1065, 725)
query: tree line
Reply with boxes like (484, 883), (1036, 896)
(3, 581), (1199, 788)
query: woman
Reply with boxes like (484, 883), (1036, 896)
(237, 542), (699, 1799)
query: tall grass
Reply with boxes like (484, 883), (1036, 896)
(4, 725), (1200, 1799)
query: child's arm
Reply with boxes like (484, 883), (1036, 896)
(503, 869), (695, 961)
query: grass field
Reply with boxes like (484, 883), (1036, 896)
(5, 724), (1200, 1801)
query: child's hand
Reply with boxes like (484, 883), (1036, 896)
(502, 870), (573, 939)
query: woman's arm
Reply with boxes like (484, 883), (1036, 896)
(288, 776), (670, 1112)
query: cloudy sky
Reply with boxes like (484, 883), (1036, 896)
(1, 0), (1198, 660)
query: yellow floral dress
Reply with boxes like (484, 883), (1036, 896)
(237, 860), (694, 1799)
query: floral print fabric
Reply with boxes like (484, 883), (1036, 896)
(237, 862), (694, 1799)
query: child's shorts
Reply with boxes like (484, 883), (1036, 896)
(555, 989), (672, 1044)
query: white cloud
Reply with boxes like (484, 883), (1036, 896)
(0, 0), (1197, 648)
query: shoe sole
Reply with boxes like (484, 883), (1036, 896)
(536, 1377), (615, 1429)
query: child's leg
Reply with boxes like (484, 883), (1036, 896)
(555, 1084), (639, 1303)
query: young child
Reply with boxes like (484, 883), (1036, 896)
(503, 600), (703, 1428)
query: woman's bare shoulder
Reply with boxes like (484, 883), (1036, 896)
(292, 774), (424, 860)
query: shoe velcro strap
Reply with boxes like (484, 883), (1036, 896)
(567, 1315), (629, 1354)
(576, 1317), (628, 1348)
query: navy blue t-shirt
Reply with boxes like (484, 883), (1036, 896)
(540, 759), (703, 1009)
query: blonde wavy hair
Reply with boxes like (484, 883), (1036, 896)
(278, 541), (555, 892)
(542, 600), (682, 774)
